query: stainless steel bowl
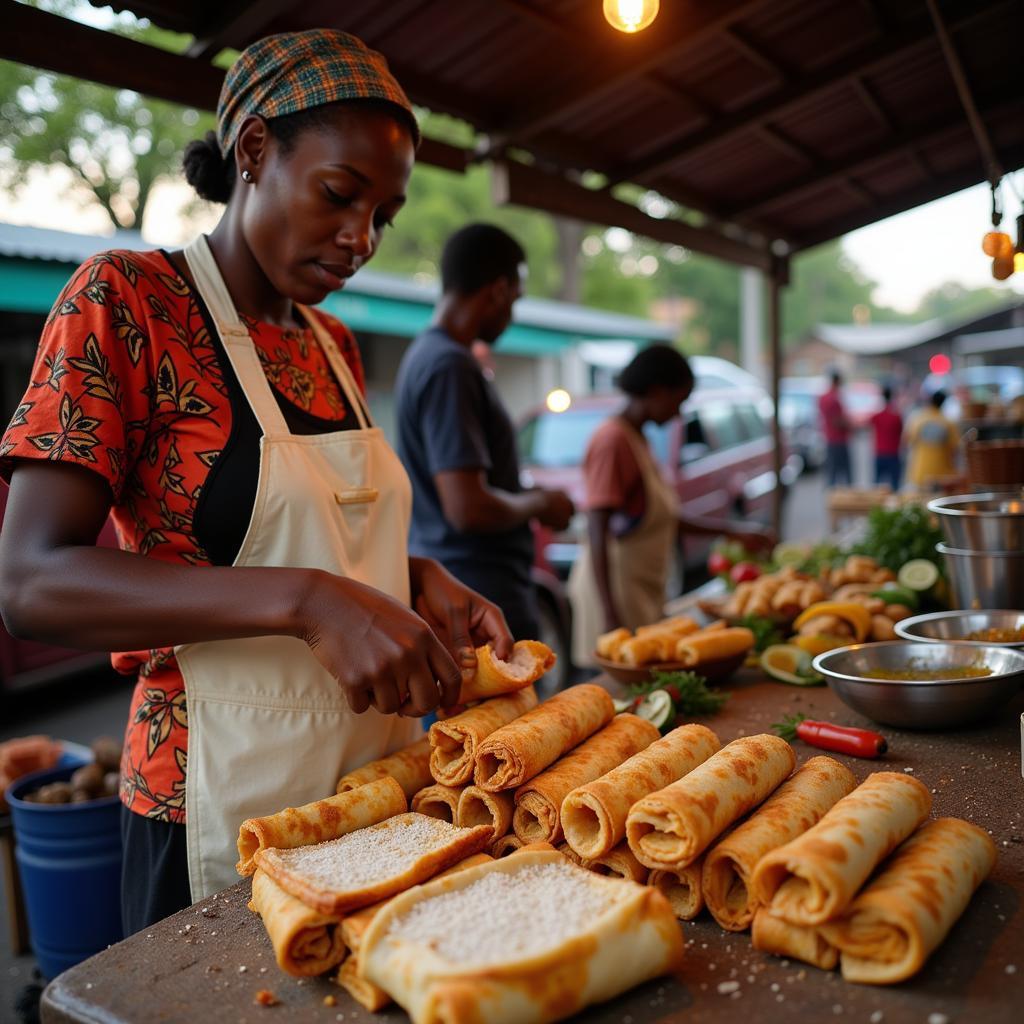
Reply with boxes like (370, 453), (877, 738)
(938, 542), (1024, 609)
(928, 493), (1024, 551)
(812, 641), (1024, 729)
(895, 609), (1024, 647)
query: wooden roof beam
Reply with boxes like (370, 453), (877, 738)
(852, 77), (932, 179)
(491, 159), (774, 271)
(185, 0), (296, 61)
(721, 26), (791, 83)
(608, 0), (1007, 188)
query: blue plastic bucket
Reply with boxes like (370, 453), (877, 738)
(6, 763), (123, 980)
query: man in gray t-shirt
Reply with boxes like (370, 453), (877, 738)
(395, 224), (573, 638)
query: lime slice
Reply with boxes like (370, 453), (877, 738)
(772, 542), (807, 568)
(634, 689), (674, 729)
(613, 696), (636, 714)
(762, 644), (823, 686)
(870, 586), (919, 611)
(897, 559), (940, 593)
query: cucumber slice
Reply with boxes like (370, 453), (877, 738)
(613, 696), (636, 714)
(897, 559), (939, 593)
(634, 689), (674, 729)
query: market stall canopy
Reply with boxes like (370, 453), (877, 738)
(2, 0), (1022, 271)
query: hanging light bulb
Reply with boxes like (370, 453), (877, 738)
(992, 256), (1014, 281)
(603, 0), (660, 34)
(982, 231), (1013, 258)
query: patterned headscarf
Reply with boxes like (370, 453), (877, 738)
(216, 28), (419, 156)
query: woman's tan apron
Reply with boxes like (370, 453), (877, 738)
(176, 236), (420, 899)
(569, 419), (679, 666)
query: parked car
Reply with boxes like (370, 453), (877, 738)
(920, 364), (1024, 422)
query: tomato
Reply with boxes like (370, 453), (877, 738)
(707, 551), (734, 575)
(729, 561), (762, 584)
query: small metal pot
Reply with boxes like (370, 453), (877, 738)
(937, 542), (1024, 610)
(927, 493), (1024, 551)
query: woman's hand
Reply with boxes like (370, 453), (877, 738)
(409, 558), (514, 688)
(295, 570), (462, 718)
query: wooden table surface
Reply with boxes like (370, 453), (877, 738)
(42, 672), (1024, 1024)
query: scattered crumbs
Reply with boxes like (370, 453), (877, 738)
(903, 767), (914, 773)
(781, 959), (790, 967)
(1006, 964), (1018, 975)
(85, 983), (93, 990)
(771, 983), (780, 993)
(259, 967), (268, 974)
(254, 990), (279, 1007)
(796, 969), (807, 981)
(927, 1014), (949, 1024)
(717, 981), (740, 995)
(183, 923), (192, 932)
(869, 1012), (884, 1024)
(747, 975), (755, 984)
(238, 965), (248, 973)
(205, 966), (222, 974)
(323, 995), (337, 1007)
(776, 994), (785, 1003)
(211, 931), (217, 936)
(146, 934), (153, 939)
(932, 789), (938, 794)
(708, 963), (717, 971)
(730, 991), (742, 1000)
(832, 1005), (843, 1015)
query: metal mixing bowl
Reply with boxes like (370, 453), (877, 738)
(928, 493), (1024, 550)
(895, 609), (1024, 647)
(812, 641), (1024, 729)
(938, 542), (1024, 609)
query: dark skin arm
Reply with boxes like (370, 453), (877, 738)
(433, 468), (573, 533)
(0, 461), (512, 715)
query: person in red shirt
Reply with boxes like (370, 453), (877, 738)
(818, 370), (852, 487)
(871, 384), (903, 491)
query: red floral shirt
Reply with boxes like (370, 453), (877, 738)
(0, 249), (363, 824)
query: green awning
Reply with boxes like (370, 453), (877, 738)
(0, 258), (77, 314)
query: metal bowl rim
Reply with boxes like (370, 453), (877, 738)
(811, 640), (1024, 685)
(936, 541), (1024, 557)
(894, 609), (1024, 647)
(928, 493), (1024, 518)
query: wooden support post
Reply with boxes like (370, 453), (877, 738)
(768, 254), (789, 539)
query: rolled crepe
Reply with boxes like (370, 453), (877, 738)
(751, 772), (932, 926)
(458, 640), (555, 703)
(619, 634), (668, 665)
(411, 783), (464, 823)
(627, 734), (795, 871)
(557, 842), (586, 866)
(649, 860), (704, 921)
(249, 869), (346, 976)
(474, 684), (615, 792)
(674, 627), (755, 666)
(336, 957), (391, 1011)
(820, 818), (996, 984)
(335, 735), (432, 799)
(236, 775), (406, 876)
(703, 755), (857, 931)
(512, 713), (659, 844)
(429, 688), (538, 786)
(752, 910), (838, 970)
(636, 615), (699, 637)
(596, 627), (630, 660)
(491, 834), (524, 858)
(586, 841), (648, 884)
(562, 724), (721, 861)
(457, 785), (515, 839)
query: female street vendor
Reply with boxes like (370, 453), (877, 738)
(569, 344), (773, 665)
(0, 30), (511, 932)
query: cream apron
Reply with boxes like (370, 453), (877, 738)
(177, 236), (420, 899)
(569, 418), (679, 665)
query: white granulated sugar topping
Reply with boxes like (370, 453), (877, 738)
(385, 862), (619, 965)
(271, 815), (469, 889)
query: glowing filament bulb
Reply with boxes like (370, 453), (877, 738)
(603, 0), (660, 34)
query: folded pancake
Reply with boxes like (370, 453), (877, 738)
(562, 724), (721, 861)
(674, 627), (755, 666)
(458, 640), (555, 703)
(335, 957), (391, 1012)
(335, 735), (432, 799)
(457, 785), (514, 839)
(248, 869), (346, 976)
(751, 910), (838, 970)
(819, 818), (996, 984)
(512, 713), (659, 844)
(255, 812), (492, 915)
(360, 850), (685, 1024)
(236, 775), (406, 876)
(474, 684), (615, 792)
(411, 783), (464, 823)
(490, 834), (523, 858)
(585, 841), (648, 884)
(751, 772), (932, 926)
(703, 755), (857, 931)
(596, 627), (630, 661)
(429, 689), (538, 787)
(627, 734), (795, 871)
(649, 860), (704, 921)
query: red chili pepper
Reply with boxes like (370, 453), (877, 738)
(773, 713), (887, 758)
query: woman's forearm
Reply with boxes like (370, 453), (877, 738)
(586, 510), (621, 628)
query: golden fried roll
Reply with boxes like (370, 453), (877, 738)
(336, 957), (391, 1012)
(557, 842), (586, 866)
(457, 785), (514, 839)
(411, 782), (464, 823)
(596, 627), (631, 660)
(627, 734), (795, 871)
(636, 616), (699, 637)
(674, 626), (755, 666)
(490, 834), (523, 858)
(751, 772), (932, 926)
(820, 818), (996, 984)
(702, 756), (856, 931)
(619, 634), (668, 665)
(474, 684), (615, 792)
(236, 775), (406, 876)
(649, 860), (704, 921)
(512, 714), (659, 844)
(586, 841), (648, 884)
(458, 640), (555, 703)
(429, 688), (538, 787)
(335, 735), (432, 799)
(249, 870), (346, 977)
(562, 724), (721, 861)
(752, 910), (838, 970)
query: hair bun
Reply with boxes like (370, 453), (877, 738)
(183, 131), (233, 204)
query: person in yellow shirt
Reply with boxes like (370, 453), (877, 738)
(904, 390), (960, 490)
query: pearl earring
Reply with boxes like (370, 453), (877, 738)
(241, 169), (254, 183)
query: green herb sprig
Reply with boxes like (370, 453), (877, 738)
(630, 670), (731, 716)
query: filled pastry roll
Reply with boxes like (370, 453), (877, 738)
(585, 841), (649, 884)
(458, 640), (555, 703)
(596, 627), (631, 661)
(751, 910), (838, 970)
(457, 785), (514, 839)
(649, 859), (704, 921)
(674, 627), (755, 666)
(411, 782), (464, 823)
(335, 735), (433, 799)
